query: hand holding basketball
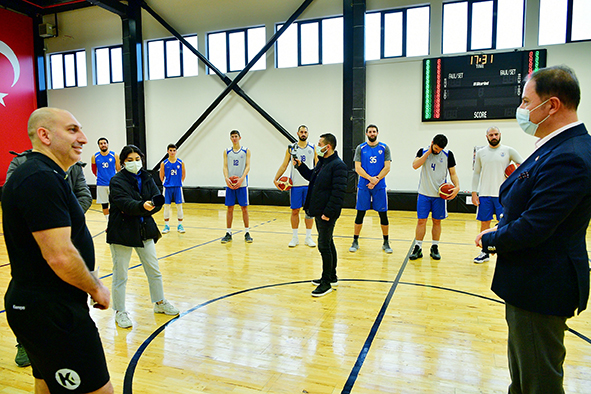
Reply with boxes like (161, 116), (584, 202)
(276, 176), (293, 191)
(229, 176), (241, 189)
(438, 183), (455, 200)
(505, 163), (519, 178)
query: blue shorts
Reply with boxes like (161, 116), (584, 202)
(417, 194), (448, 220)
(290, 186), (308, 209)
(356, 186), (387, 212)
(476, 196), (503, 221)
(164, 186), (184, 205)
(225, 187), (249, 207)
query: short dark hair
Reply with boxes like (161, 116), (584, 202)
(433, 134), (448, 149)
(119, 145), (145, 166)
(167, 143), (177, 150)
(230, 130), (241, 137)
(98, 137), (108, 145)
(320, 133), (337, 150)
(529, 65), (580, 111)
(298, 125), (308, 132)
(366, 124), (378, 133)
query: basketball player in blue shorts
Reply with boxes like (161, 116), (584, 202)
(410, 134), (460, 260)
(222, 130), (253, 243)
(92, 137), (120, 221)
(349, 124), (392, 253)
(160, 144), (187, 234)
(471, 127), (523, 263)
(274, 125), (318, 248)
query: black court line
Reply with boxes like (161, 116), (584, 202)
(122, 276), (591, 393)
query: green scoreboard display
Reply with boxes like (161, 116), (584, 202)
(422, 49), (547, 122)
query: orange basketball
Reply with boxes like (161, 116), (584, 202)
(229, 176), (240, 186)
(278, 176), (293, 191)
(505, 163), (518, 178)
(438, 183), (454, 200)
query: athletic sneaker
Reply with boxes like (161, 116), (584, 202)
(245, 232), (253, 243)
(430, 245), (441, 260)
(288, 237), (299, 247)
(177, 224), (185, 233)
(15, 344), (30, 367)
(154, 300), (179, 316)
(349, 239), (359, 252)
(382, 241), (393, 254)
(311, 278), (338, 287)
(162, 225), (170, 234)
(304, 236), (316, 247)
(474, 252), (490, 264)
(221, 233), (232, 243)
(311, 282), (333, 297)
(409, 245), (423, 260)
(115, 311), (132, 329)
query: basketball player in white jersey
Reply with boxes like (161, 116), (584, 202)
(273, 125), (318, 248)
(222, 130), (252, 243)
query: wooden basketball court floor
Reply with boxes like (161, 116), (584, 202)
(1, 202), (590, 393)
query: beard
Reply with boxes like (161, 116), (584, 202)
(368, 136), (377, 143)
(298, 135), (307, 142)
(488, 137), (500, 147)
(100, 146), (108, 152)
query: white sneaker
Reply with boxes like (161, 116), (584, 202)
(154, 300), (179, 316)
(304, 236), (316, 247)
(288, 237), (299, 247)
(115, 311), (132, 329)
(474, 252), (490, 264)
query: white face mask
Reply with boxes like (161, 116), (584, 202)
(125, 160), (142, 174)
(315, 144), (327, 157)
(516, 99), (550, 136)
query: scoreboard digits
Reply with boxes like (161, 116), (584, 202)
(422, 49), (547, 122)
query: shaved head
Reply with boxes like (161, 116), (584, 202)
(28, 107), (70, 141)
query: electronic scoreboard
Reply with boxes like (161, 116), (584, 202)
(422, 49), (547, 122)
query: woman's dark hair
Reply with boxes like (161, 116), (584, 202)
(119, 145), (145, 167)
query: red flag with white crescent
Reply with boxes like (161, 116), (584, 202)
(0, 8), (37, 186)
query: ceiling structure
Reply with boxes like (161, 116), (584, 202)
(0, 0), (97, 16)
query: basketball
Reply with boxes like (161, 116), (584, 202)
(229, 176), (240, 186)
(505, 163), (518, 178)
(438, 183), (454, 200)
(277, 176), (293, 191)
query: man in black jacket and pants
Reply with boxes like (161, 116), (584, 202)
(295, 133), (348, 297)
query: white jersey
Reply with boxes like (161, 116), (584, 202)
(289, 143), (315, 187)
(472, 145), (523, 197)
(417, 148), (456, 197)
(226, 146), (248, 188)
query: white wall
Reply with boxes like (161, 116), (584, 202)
(44, 0), (591, 193)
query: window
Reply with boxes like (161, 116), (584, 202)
(365, 5), (430, 61)
(539, 0), (591, 45)
(276, 16), (343, 68)
(442, 0), (524, 54)
(49, 50), (87, 89)
(147, 35), (198, 80)
(207, 27), (266, 74)
(95, 46), (123, 85)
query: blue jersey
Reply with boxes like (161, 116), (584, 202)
(95, 151), (117, 186)
(162, 158), (183, 187)
(354, 142), (391, 189)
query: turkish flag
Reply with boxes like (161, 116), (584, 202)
(0, 8), (37, 186)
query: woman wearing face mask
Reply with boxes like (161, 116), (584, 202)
(107, 145), (179, 329)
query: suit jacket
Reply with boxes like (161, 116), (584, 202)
(482, 123), (591, 317)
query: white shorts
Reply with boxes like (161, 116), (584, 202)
(96, 186), (110, 204)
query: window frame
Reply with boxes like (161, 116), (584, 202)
(206, 26), (266, 74)
(48, 49), (87, 89)
(94, 45), (123, 85)
(146, 34), (199, 80)
(442, 0), (525, 54)
(365, 4), (431, 60)
(551, 0), (591, 44)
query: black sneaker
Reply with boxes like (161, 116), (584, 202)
(245, 232), (253, 243)
(311, 282), (333, 297)
(311, 278), (338, 287)
(221, 233), (232, 243)
(409, 245), (423, 260)
(430, 245), (441, 260)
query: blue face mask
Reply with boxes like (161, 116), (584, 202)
(516, 99), (550, 136)
(315, 144), (327, 157)
(125, 160), (142, 174)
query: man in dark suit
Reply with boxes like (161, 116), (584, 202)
(476, 65), (591, 393)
